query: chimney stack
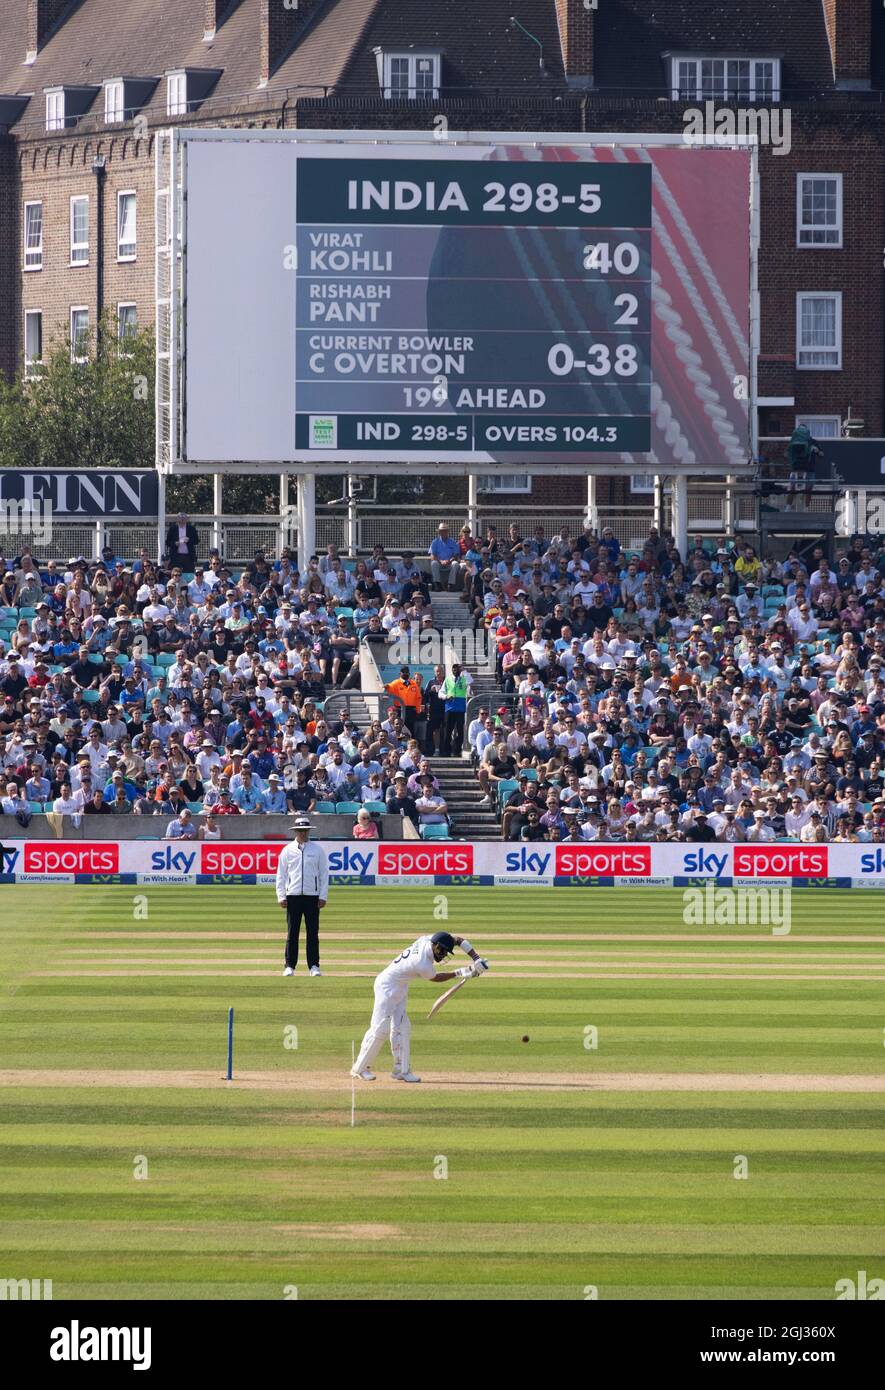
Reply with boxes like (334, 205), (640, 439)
(26, 0), (71, 64)
(555, 0), (594, 87)
(822, 0), (871, 87)
(260, 0), (325, 85)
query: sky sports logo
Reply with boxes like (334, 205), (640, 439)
(506, 847), (652, 877)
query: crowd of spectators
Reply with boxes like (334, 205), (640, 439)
(459, 522), (885, 844)
(4, 516), (885, 848)
(0, 526), (460, 839)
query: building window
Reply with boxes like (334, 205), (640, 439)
(70, 196), (89, 266)
(117, 302), (137, 345)
(24, 202), (43, 271)
(671, 57), (780, 102)
(797, 174), (842, 248)
(167, 72), (187, 116)
(629, 473), (657, 495)
(105, 81), (124, 123)
(24, 311), (43, 376)
(117, 191), (136, 261)
(478, 475), (531, 494)
(382, 53), (440, 99)
(795, 415), (841, 439)
(796, 292), (842, 370)
(45, 89), (65, 130)
(70, 307), (89, 363)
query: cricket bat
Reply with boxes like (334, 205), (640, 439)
(427, 976), (468, 1020)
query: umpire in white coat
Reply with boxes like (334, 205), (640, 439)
(276, 815), (329, 977)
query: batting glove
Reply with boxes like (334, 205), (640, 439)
(456, 965), (474, 979)
(472, 959), (490, 975)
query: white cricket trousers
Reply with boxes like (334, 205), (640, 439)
(353, 982), (411, 1074)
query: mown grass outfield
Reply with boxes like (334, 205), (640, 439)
(0, 884), (883, 1300)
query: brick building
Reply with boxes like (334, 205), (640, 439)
(1, 0), (884, 513)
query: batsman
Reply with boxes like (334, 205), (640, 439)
(351, 931), (489, 1083)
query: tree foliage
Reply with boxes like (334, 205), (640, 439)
(0, 317), (155, 471)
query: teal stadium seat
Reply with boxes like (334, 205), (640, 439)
(420, 823), (451, 840)
(335, 801), (362, 815)
(314, 801), (336, 814)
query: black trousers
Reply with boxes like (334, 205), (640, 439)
(285, 894), (321, 969)
(442, 710), (465, 756)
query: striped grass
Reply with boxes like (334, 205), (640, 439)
(0, 885), (883, 1299)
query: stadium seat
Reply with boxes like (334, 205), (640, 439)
(420, 823), (451, 840)
(81, 690), (100, 703)
(17, 607), (37, 619)
(187, 802), (203, 814)
(156, 653), (176, 666)
(497, 778), (518, 809)
(115, 654), (129, 666)
(335, 801), (361, 814)
(28, 801), (43, 814)
(42, 802), (56, 812)
(522, 767), (538, 780)
(314, 801), (336, 814)
(335, 606), (355, 619)
(362, 801), (386, 814)
(87, 654), (104, 664)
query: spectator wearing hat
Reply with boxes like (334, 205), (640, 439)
(276, 815), (329, 977)
(263, 774), (287, 814)
(214, 786), (241, 816)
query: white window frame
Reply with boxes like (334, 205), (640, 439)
(796, 292), (842, 371)
(478, 474), (532, 495)
(670, 56), (780, 102)
(45, 88), (65, 131)
(70, 306), (89, 364)
(629, 473), (656, 495)
(382, 52), (440, 99)
(117, 302), (137, 349)
(795, 415), (841, 439)
(796, 173), (843, 248)
(70, 195), (89, 266)
(104, 80), (125, 123)
(167, 72), (187, 116)
(117, 190), (136, 262)
(24, 310), (43, 377)
(23, 201), (43, 271)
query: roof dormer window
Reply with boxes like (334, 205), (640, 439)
(104, 81), (124, 123)
(45, 88), (64, 131)
(165, 68), (222, 118)
(167, 72), (188, 116)
(375, 49), (441, 100)
(669, 56), (780, 103)
(44, 84), (100, 132)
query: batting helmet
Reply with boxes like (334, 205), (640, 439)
(430, 931), (455, 955)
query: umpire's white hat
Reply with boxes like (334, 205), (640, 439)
(289, 815), (312, 832)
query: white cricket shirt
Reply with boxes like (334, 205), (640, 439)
(375, 936), (438, 997)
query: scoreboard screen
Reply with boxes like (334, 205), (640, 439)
(181, 134), (754, 471)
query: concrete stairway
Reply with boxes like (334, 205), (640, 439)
(430, 756), (500, 841)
